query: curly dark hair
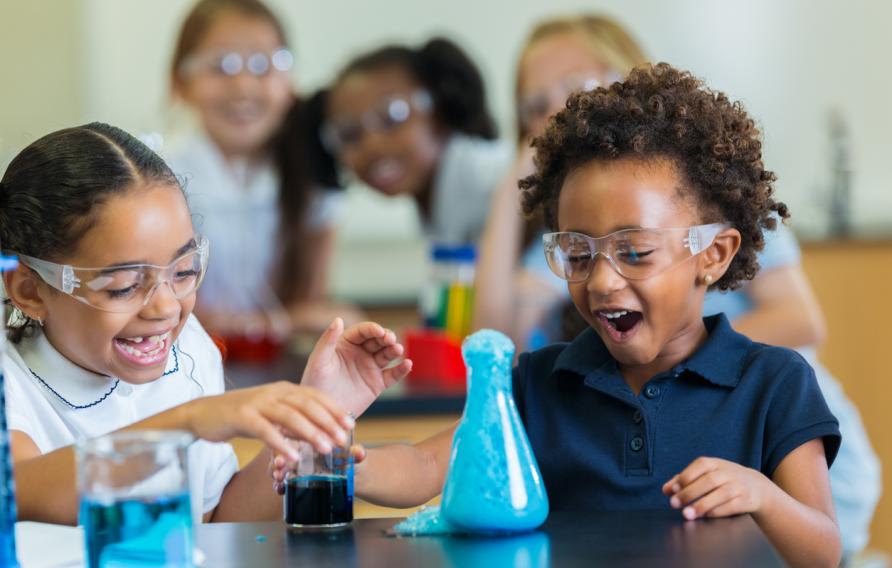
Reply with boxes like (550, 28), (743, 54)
(520, 62), (788, 291)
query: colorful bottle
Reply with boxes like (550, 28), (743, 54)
(1, 253), (20, 567)
(441, 329), (548, 532)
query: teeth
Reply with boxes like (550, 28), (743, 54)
(602, 310), (629, 319)
(116, 332), (170, 361)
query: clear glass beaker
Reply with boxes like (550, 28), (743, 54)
(76, 430), (194, 568)
(283, 431), (354, 530)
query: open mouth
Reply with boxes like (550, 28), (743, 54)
(596, 309), (643, 342)
(113, 332), (172, 366)
(367, 158), (406, 191)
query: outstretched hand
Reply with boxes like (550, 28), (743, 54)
(301, 318), (413, 417)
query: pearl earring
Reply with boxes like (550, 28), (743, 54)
(704, 275), (714, 285)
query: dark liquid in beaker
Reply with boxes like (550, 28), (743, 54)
(285, 475), (352, 527)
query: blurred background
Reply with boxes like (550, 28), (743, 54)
(2, 0), (890, 559)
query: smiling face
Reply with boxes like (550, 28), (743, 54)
(35, 183), (198, 384)
(175, 10), (293, 160)
(518, 31), (612, 139)
(558, 158), (711, 380)
(326, 65), (445, 197)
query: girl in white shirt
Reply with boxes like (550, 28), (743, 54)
(0, 122), (411, 525)
(166, 0), (356, 337)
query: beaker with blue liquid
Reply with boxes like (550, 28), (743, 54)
(77, 430), (194, 568)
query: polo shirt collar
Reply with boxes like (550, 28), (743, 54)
(552, 313), (750, 388)
(682, 314), (750, 387)
(21, 331), (179, 409)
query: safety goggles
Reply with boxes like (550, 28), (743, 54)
(15, 237), (209, 313)
(321, 89), (433, 152)
(542, 223), (728, 282)
(518, 71), (621, 131)
(179, 47), (294, 78)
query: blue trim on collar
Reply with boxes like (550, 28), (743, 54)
(29, 371), (119, 410)
(163, 345), (179, 377)
(29, 344), (180, 410)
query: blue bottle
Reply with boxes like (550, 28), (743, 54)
(0, 254), (19, 567)
(441, 330), (549, 532)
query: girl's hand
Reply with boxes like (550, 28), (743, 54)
(662, 457), (773, 520)
(184, 382), (354, 461)
(269, 444), (367, 495)
(301, 318), (413, 417)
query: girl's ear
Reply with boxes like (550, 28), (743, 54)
(3, 268), (49, 322)
(698, 228), (741, 286)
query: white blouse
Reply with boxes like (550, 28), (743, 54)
(164, 134), (341, 313)
(3, 315), (239, 521)
(426, 134), (513, 245)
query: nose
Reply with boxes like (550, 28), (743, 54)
(585, 253), (626, 297)
(139, 281), (181, 321)
(229, 72), (260, 96)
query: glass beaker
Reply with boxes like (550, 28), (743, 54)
(76, 430), (194, 568)
(283, 431), (354, 530)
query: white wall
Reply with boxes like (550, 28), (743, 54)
(2, 0), (890, 298)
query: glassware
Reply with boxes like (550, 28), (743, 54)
(441, 330), (549, 532)
(420, 244), (476, 339)
(283, 430), (354, 530)
(76, 430), (194, 568)
(0, 253), (20, 567)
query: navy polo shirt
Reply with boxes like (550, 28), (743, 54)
(512, 313), (841, 512)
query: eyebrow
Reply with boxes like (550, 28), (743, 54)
(98, 238), (198, 272)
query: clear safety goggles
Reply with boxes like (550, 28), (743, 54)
(543, 223), (728, 282)
(15, 236), (209, 313)
(179, 47), (294, 78)
(321, 89), (433, 152)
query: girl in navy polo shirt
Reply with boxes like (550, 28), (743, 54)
(279, 63), (841, 567)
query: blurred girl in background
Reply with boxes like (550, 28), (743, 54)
(321, 37), (509, 245)
(166, 0), (355, 342)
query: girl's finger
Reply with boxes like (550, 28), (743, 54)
(264, 404), (334, 454)
(286, 396), (349, 446)
(351, 444), (367, 464)
(682, 484), (741, 520)
(374, 344), (404, 367)
(286, 389), (354, 431)
(382, 359), (413, 384)
(248, 415), (298, 461)
(675, 457), (719, 488)
(703, 495), (747, 518)
(344, 322), (386, 345)
(670, 470), (727, 509)
(662, 474), (680, 496)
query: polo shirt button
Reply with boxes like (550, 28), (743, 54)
(644, 385), (660, 399)
(630, 436), (644, 452)
(633, 410), (643, 424)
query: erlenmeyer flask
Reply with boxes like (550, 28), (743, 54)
(441, 330), (548, 532)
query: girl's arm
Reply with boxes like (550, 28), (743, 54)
(474, 146), (564, 349)
(730, 264), (827, 349)
(664, 440), (840, 568)
(11, 383), (352, 525)
(354, 423), (456, 508)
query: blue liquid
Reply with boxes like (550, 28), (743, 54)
(80, 492), (192, 567)
(441, 330), (549, 533)
(284, 475), (353, 527)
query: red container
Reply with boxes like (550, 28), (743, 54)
(404, 329), (466, 388)
(217, 334), (284, 363)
